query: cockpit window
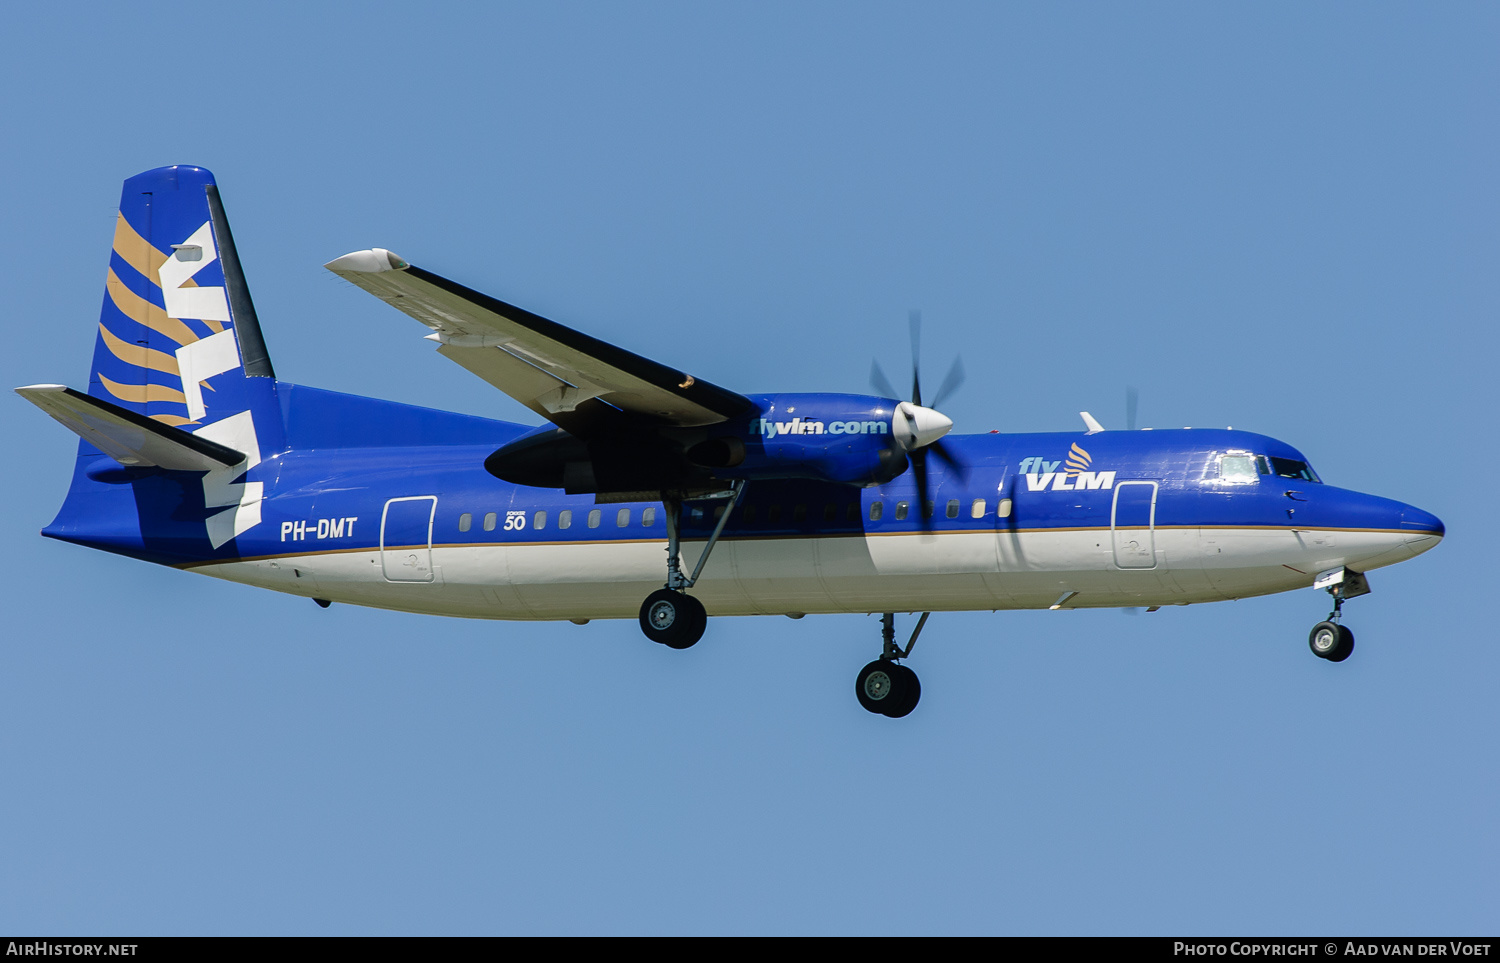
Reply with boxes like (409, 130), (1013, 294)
(1269, 456), (1321, 483)
(1218, 453), (1259, 484)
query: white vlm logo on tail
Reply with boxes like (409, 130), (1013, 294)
(192, 410), (263, 549)
(159, 221), (241, 422)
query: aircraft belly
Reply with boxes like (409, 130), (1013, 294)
(189, 523), (1416, 620)
(727, 537), (839, 614)
(844, 531), (994, 610)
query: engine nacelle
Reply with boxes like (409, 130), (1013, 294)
(485, 392), (945, 495)
(698, 393), (915, 486)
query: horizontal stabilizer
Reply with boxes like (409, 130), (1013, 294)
(17, 384), (244, 470)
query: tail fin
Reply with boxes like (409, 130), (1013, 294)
(92, 165), (278, 431)
(25, 166), (285, 558)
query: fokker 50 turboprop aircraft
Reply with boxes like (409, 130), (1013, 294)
(20, 167), (1444, 717)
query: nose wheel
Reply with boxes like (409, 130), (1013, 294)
(1309, 620), (1355, 662)
(855, 612), (928, 718)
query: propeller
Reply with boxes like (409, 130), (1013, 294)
(869, 310), (966, 524)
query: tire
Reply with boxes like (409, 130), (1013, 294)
(1325, 624), (1355, 663)
(882, 664), (922, 719)
(855, 659), (908, 715)
(639, 589), (707, 649)
(1309, 620), (1354, 662)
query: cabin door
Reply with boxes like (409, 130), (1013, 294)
(1111, 482), (1158, 570)
(381, 496), (437, 582)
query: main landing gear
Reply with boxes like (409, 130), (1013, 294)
(1307, 567), (1369, 663)
(637, 481), (746, 650)
(855, 612), (929, 718)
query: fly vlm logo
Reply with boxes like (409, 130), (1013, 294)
(750, 417), (888, 439)
(1019, 443), (1117, 492)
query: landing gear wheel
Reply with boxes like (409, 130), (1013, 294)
(882, 664), (921, 718)
(1309, 621), (1355, 662)
(855, 660), (920, 717)
(639, 589), (707, 649)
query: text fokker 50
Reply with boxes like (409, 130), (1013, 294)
(20, 167), (1444, 717)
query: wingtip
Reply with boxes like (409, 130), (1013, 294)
(323, 248), (409, 274)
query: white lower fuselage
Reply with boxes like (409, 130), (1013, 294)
(195, 525), (1436, 621)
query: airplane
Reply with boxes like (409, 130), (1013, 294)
(18, 166), (1445, 719)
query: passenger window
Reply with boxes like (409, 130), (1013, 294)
(793, 504), (807, 523)
(895, 501), (909, 521)
(846, 503), (859, 524)
(971, 498), (986, 519)
(643, 507), (656, 526)
(691, 507), (704, 524)
(458, 512), (472, 532)
(1219, 454), (1259, 484)
(742, 505), (756, 525)
(484, 512), (498, 532)
(713, 505), (726, 520)
(823, 504), (837, 523)
(587, 509), (601, 529)
(869, 501), (883, 521)
(768, 504), (782, 524)
(946, 499), (960, 519)
(997, 498), (1013, 518)
(533, 510), (547, 530)
(558, 509), (572, 530)
(617, 508), (631, 527)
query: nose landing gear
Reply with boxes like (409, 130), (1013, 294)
(855, 612), (928, 718)
(1308, 567), (1368, 663)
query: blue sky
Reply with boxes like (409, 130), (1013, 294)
(1, 2), (1494, 935)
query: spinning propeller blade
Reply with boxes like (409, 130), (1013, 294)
(869, 360), (901, 401)
(932, 356), (965, 411)
(862, 310), (967, 526)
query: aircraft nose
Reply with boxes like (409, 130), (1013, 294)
(1400, 505), (1445, 556)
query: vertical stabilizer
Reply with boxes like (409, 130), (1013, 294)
(92, 165), (279, 432)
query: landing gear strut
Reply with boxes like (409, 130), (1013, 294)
(1308, 567), (1367, 663)
(855, 612), (928, 718)
(637, 481), (746, 650)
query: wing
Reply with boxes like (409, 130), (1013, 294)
(324, 249), (750, 434)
